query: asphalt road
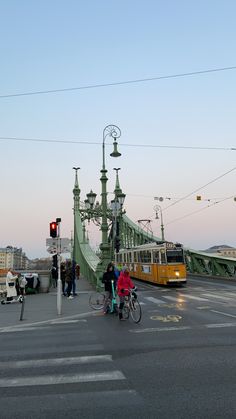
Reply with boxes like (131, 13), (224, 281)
(1, 276), (236, 418)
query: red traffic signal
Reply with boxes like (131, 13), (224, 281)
(50, 221), (57, 238)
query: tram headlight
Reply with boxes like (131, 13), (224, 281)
(175, 271), (180, 277)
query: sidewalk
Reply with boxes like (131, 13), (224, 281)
(0, 276), (96, 329)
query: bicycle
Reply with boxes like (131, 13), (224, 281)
(122, 288), (142, 323)
(89, 288), (105, 310)
(89, 280), (118, 314)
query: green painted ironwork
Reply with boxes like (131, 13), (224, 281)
(73, 165), (236, 284)
(185, 249), (236, 278)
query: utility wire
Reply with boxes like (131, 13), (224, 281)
(162, 165), (236, 212)
(0, 136), (235, 151)
(165, 195), (234, 226)
(0, 65), (236, 99)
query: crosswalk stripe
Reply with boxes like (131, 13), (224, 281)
(163, 296), (185, 302)
(50, 319), (87, 324)
(202, 293), (234, 301)
(179, 293), (209, 301)
(0, 355), (113, 369)
(206, 322), (236, 328)
(0, 370), (126, 387)
(144, 296), (165, 304)
(130, 326), (190, 333)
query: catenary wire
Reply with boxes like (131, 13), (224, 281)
(0, 65), (236, 99)
(0, 136), (235, 151)
(165, 195), (234, 226)
(162, 165), (236, 212)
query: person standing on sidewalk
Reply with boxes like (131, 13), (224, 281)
(74, 263), (80, 295)
(71, 260), (78, 296)
(6, 268), (18, 302)
(60, 262), (66, 296)
(65, 260), (74, 299)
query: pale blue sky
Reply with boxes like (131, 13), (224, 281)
(1, 0), (236, 258)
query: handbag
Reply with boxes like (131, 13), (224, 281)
(8, 281), (15, 287)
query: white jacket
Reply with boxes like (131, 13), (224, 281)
(6, 271), (17, 298)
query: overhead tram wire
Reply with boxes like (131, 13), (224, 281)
(0, 65), (236, 99)
(0, 136), (235, 151)
(165, 195), (234, 226)
(162, 165), (236, 212)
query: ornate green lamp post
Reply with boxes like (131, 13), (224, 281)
(111, 168), (126, 259)
(96, 125), (122, 279)
(154, 204), (165, 241)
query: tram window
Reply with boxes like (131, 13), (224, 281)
(166, 249), (184, 263)
(153, 251), (160, 263)
(128, 252), (132, 262)
(134, 252), (137, 262)
(160, 250), (166, 264)
(141, 265), (151, 273)
(140, 251), (151, 263)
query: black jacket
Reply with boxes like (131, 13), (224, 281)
(102, 270), (116, 292)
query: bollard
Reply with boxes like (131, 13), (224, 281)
(19, 295), (25, 321)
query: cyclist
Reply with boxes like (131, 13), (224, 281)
(117, 266), (136, 321)
(102, 262), (117, 314)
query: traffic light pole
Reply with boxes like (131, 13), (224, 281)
(56, 218), (62, 315)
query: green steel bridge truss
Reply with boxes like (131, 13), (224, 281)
(73, 176), (236, 284)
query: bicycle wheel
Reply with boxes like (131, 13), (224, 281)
(89, 292), (105, 310)
(122, 304), (129, 320)
(130, 299), (142, 323)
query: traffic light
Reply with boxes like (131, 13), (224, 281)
(196, 196), (202, 201)
(115, 237), (121, 253)
(50, 221), (57, 238)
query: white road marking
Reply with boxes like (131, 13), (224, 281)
(0, 371), (125, 387)
(206, 323), (236, 328)
(50, 319), (87, 324)
(144, 296), (165, 304)
(130, 326), (190, 333)
(163, 296), (185, 302)
(0, 310), (96, 333)
(0, 326), (51, 333)
(210, 310), (236, 319)
(202, 293), (234, 301)
(179, 293), (209, 301)
(0, 355), (113, 369)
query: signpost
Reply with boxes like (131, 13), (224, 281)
(46, 218), (71, 316)
(46, 238), (71, 254)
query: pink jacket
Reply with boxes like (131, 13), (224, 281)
(117, 271), (135, 297)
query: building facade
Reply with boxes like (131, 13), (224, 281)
(0, 246), (29, 270)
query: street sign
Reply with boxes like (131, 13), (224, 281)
(46, 247), (57, 255)
(46, 238), (71, 254)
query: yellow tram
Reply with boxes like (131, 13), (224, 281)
(116, 241), (187, 285)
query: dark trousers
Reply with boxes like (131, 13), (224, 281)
(66, 281), (72, 297)
(119, 296), (125, 319)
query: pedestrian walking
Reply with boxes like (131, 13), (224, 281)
(102, 262), (117, 314)
(65, 260), (74, 299)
